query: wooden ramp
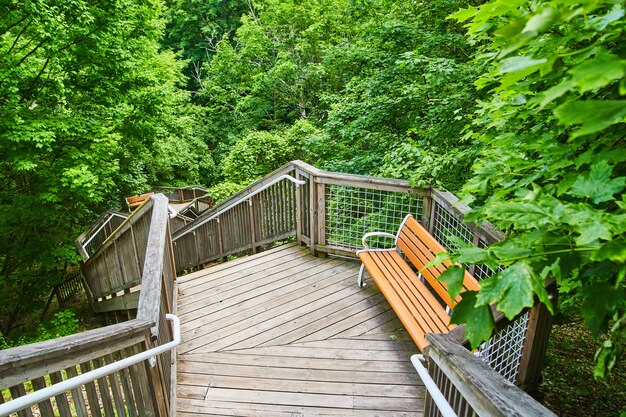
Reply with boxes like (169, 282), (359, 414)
(176, 243), (425, 417)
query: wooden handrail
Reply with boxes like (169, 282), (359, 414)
(137, 194), (170, 339)
(172, 174), (304, 242)
(424, 333), (557, 417)
(1, 193), (176, 416)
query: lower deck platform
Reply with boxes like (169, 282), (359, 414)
(175, 243), (424, 416)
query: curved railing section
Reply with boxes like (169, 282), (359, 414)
(75, 210), (128, 260)
(0, 194), (177, 417)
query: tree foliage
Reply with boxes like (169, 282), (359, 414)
(441, 0), (626, 377)
(0, 0), (209, 337)
(184, 0), (482, 186)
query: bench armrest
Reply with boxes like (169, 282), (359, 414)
(362, 232), (397, 249)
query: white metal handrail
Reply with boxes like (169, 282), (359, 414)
(80, 212), (128, 258)
(0, 314), (181, 417)
(172, 174), (305, 242)
(411, 354), (458, 417)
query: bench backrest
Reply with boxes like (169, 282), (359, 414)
(126, 192), (155, 209)
(396, 215), (479, 308)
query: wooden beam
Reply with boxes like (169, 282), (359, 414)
(425, 333), (556, 417)
(92, 291), (140, 314)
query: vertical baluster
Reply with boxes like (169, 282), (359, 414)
(49, 372), (72, 417)
(93, 358), (115, 417)
(80, 362), (103, 417)
(8, 384), (34, 417)
(120, 367), (138, 417)
(102, 355), (127, 417)
(64, 366), (89, 417)
(31, 377), (55, 416)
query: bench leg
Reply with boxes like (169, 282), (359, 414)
(358, 263), (366, 288)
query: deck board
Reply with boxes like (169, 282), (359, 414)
(176, 243), (424, 416)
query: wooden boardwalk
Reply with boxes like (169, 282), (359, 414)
(175, 243), (425, 417)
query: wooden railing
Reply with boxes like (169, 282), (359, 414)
(153, 185), (209, 203)
(0, 163), (555, 416)
(422, 333), (556, 417)
(0, 194), (176, 417)
(75, 211), (128, 260)
(172, 165), (301, 271)
(171, 160), (552, 395)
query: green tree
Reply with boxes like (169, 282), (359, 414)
(222, 130), (295, 183)
(440, 0), (626, 377)
(164, 0), (248, 90)
(0, 0), (207, 337)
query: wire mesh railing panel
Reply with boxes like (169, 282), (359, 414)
(325, 185), (422, 250)
(477, 311), (530, 383)
(432, 202), (474, 249)
(431, 201), (532, 385)
(473, 238), (498, 280)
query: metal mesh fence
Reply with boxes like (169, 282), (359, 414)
(432, 202), (473, 249)
(325, 186), (423, 250)
(477, 312), (530, 383)
(432, 201), (530, 384)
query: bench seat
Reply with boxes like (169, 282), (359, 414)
(357, 214), (479, 351)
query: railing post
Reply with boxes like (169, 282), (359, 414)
(516, 281), (558, 395)
(316, 182), (327, 258)
(248, 198), (257, 254)
(421, 189), (433, 230)
(216, 217), (226, 262)
(309, 175), (318, 256)
(295, 169), (303, 245)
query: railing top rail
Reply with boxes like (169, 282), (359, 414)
(289, 160), (429, 192)
(136, 194), (171, 339)
(0, 319), (152, 378)
(172, 173), (304, 242)
(83, 196), (155, 267)
(425, 333), (557, 417)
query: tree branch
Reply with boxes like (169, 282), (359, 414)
(20, 57), (49, 104)
(1, 13), (28, 37)
(7, 18), (31, 55)
(16, 36), (49, 67)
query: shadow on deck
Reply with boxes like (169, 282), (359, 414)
(175, 242), (425, 417)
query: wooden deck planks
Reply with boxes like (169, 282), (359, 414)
(176, 243), (425, 416)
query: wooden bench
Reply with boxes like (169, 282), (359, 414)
(357, 214), (480, 351)
(125, 192), (154, 211)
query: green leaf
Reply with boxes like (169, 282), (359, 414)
(592, 238), (626, 263)
(580, 283), (625, 334)
(537, 79), (575, 108)
(594, 340), (619, 379)
(588, 4), (625, 31)
(498, 56), (547, 74)
(450, 291), (495, 348)
(568, 160), (626, 204)
(569, 52), (626, 93)
(574, 219), (612, 245)
(449, 6), (479, 23)
(438, 266), (465, 300)
(491, 243), (532, 262)
(424, 252), (451, 269)
(486, 201), (558, 228)
(555, 100), (626, 137)
(455, 247), (491, 264)
(476, 263), (536, 319)
(522, 8), (558, 34)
